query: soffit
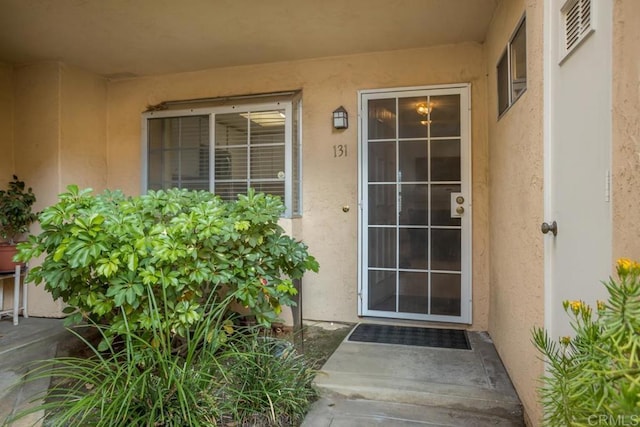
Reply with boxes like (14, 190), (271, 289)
(0, 0), (498, 78)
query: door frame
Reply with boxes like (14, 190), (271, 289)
(357, 83), (473, 323)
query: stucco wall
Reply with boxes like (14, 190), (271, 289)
(12, 62), (107, 316)
(612, 0), (640, 262)
(60, 64), (108, 192)
(106, 44), (491, 328)
(485, 0), (544, 424)
(0, 62), (13, 182)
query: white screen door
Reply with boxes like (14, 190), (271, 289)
(359, 85), (472, 323)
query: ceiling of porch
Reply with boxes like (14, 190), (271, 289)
(0, 0), (498, 79)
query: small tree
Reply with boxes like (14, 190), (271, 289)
(532, 259), (640, 426)
(16, 186), (318, 348)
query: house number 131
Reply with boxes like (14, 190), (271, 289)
(333, 144), (348, 158)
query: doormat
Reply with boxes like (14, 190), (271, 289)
(347, 323), (471, 350)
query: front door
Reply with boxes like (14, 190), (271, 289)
(358, 84), (472, 323)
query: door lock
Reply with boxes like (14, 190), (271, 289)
(456, 196), (465, 204)
(541, 221), (558, 236)
(456, 206), (464, 215)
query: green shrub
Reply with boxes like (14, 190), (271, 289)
(532, 258), (640, 426)
(8, 288), (317, 427)
(16, 186), (318, 348)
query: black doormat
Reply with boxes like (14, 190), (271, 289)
(347, 323), (471, 350)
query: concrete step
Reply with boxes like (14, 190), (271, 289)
(314, 371), (523, 416)
(303, 395), (524, 427)
(309, 330), (524, 426)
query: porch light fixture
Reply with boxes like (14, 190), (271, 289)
(333, 106), (348, 129)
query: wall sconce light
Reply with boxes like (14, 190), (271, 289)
(333, 106), (348, 129)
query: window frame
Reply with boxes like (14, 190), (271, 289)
(497, 14), (527, 118)
(141, 98), (302, 218)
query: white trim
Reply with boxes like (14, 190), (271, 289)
(140, 116), (149, 193)
(357, 83), (472, 324)
(543, 0), (554, 336)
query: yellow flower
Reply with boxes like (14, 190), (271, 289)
(559, 336), (571, 346)
(569, 300), (583, 315)
(597, 300), (606, 312)
(616, 258), (640, 277)
(617, 258), (633, 276)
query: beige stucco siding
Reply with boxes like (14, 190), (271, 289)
(612, 0), (640, 263)
(0, 62), (13, 182)
(9, 62), (108, 316)
(107, 44), (491, 328)
(485, 0), (544, 425)
(60, 64), (108, 192)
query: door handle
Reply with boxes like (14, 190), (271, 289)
(541, 221), (558, 236)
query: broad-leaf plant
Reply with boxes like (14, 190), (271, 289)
(16, 186), (318, 349)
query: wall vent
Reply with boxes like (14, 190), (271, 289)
(561, 0), (594, 62)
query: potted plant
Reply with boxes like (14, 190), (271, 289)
(0, 175), (37, 272)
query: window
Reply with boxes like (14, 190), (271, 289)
(142, 93), (302, 217)
(497, 16), (527, 117)
(560, 0), (593, 62)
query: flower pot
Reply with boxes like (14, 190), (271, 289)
(0, 243), (22, 273)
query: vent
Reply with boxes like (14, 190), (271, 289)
(561, 0), (593, 61)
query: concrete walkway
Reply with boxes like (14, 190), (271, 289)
(303, 327), (524, 426)
(0, 317), (68, 427)
(0, 318), (524, 426)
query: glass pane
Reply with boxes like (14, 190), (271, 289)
(250, 145), (285, 179)
(398, 97), (428, 139)
(215, 182), (246, 201)
(250, 110), (285, 145)
(215, 113), (248, 146)
(399, 141), (428, 182)
(148, 150), (163, 185)
(217, 147), (247, 180)
(431, 185), (461, 226)
(180, 116), (208, 149)
(511, 19), (527, 100)
(497, 51), (509, 115)
(181, 181), (209, 191)
(431, 273), (461, 316)
(399, 184), (428, 226)
(164, 150), (179, 186)
(292, 100), (301, 215)
(431, 229), (461, 271)
(251, 182), (284, 200)
(368, 227), (396, 269)
(399, 272), (428, 314)
(430, 95), (460, 137)
(368, 270), (396, 312)
(368, 184), (396, 225)
(399, 228), (428, 269)
(368, 98), (396, 140)
(431, 139), (460, 182)
(214, 149), (231, 180)
(148, 118), (164, 150)
(368, 141), (395, 182)
(179, 148), (209, 189)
